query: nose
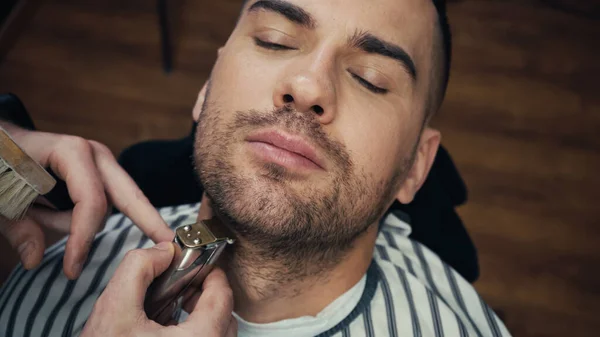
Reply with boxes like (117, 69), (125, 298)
(273, 62), (336, 124)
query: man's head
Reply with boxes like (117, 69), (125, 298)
(193, 0), (449, 265)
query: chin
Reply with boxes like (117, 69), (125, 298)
(198, 150), (382, 261)
(240, 162), (314, 207)
(218, 177), (298, 234)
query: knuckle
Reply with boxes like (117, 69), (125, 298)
(65, 135), (92, 152)
(123, 249), (149, 267)
(89, 140), (114, 157)
(78, 200), (108, 228)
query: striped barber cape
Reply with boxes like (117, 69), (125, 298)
(0, 203), (511, 337)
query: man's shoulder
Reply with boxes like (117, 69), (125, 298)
(366, 221), (512, 337)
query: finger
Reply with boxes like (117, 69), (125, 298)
(89, 141), (173, 244)
(0, 216), (45, 269)
(182, 288), (202, 314)
(46, 136), (108, 279)
(34, 195), (58, 210)
(103, 242), (175, 312)
(182, 268), (234, 333)
(28, 206), (73, 233)
(29, 203), (110, 235)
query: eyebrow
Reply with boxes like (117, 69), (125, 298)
(348, 30), (417, 81)
(248, 0), (316, 29)
(247, 1), (416, 82)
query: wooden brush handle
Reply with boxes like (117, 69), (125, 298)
(0, 127), (56, 194)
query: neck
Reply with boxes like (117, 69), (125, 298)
(215, 223), (378, 324)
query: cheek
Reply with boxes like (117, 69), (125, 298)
(209, 44), (278, 113)
(335, 111), (409, 183)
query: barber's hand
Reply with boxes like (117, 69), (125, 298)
(81, 242), (237, 337)
(0, 122), (174, 279)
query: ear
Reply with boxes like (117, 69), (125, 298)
(192, 81), (209, 122)
(192, 47), (225, 122)
(395, 127), (441, 204)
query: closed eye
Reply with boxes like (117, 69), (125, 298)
(254, 37), (296, 51)
(350, 73), (388, 94)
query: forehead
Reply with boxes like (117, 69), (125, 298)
(243, 0), (437, 57)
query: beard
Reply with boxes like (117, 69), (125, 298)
(193, 87), (413, 278)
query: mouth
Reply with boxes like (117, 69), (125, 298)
(245, 130), (325, 171)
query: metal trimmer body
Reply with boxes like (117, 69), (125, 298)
(144, 218), (234, 324)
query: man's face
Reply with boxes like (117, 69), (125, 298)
(194, 0), (438, 256)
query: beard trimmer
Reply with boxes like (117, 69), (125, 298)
(144, 217), (235, 325)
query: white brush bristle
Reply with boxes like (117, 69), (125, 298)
(0, 158), (39, 220)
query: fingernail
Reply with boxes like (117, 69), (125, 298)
(154, 242), (171, 251)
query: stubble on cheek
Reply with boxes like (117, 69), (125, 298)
(194, 95), (411, 252)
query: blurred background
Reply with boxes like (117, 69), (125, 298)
(0, 0), (599, 335)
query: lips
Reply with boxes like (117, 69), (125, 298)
(246, 130), (325, 170)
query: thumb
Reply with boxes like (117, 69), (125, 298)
(181, 268), (234, 334)
(0, 215), (45, 270)
(103, 242), (175, 311)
